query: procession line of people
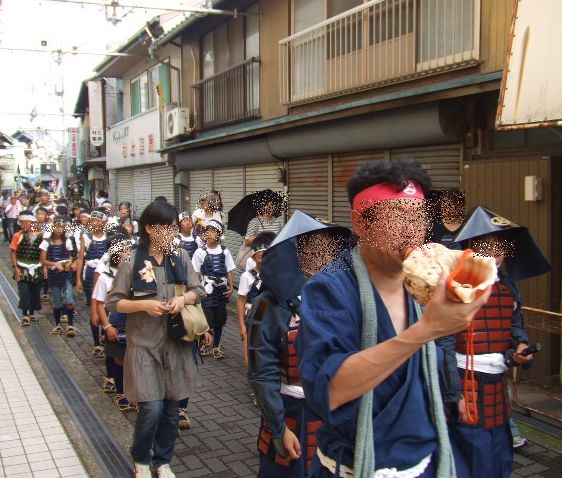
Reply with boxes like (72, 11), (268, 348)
(4, 166), (548, 478)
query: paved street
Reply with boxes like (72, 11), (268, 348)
(0, 240), (561, 477)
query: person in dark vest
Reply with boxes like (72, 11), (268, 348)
(237, 231), (276, 366)
(437, 206), (552, 478)
(67, 182), (91, 211)
(93, 234), (135, 410)
(39, 216), (78, 337)
(10, 211), (44, 326)
(247, 211), (352, 478)
(177, 211), (203, 259)
(175, 210), (205, 430)
(191, 220), (235, 359)
(76, 208), (108, 358)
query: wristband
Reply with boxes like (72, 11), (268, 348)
(103, 324), (112, 331)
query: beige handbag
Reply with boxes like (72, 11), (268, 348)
(171, 285), (209, 342)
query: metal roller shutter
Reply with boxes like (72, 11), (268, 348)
(245, 163), (284, 195)
(390, 144), (461, 189)
(133, 168), (152, 216)
(288, 157), (329, 219)
(214, 166), (245, 282)
(245, 162), (286, 225)
(151, 164), (175, 206)
(116, 168), (134, 212)
(332, 152), (385, 228)
(188, 170), (213, 212)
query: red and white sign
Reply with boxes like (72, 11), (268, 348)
(107, 109), (164, 169)
(67, 128), (79, 158)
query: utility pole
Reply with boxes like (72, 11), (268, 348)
(56, 72), (68, 194)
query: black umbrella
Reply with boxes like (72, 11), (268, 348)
(227, 189), (285, 236)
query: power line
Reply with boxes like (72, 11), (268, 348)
(41, 0), (251, 17)
(0, 112), (85, 117)
(0, 46), (149, 57)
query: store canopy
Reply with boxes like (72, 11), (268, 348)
(496, 0), (562, 129)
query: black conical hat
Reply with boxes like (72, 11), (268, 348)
(453, 206), (522, 242)
(453, 206), (552, 281)
(268, 210), (350, 248)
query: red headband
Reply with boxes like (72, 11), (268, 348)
(352, 181), (425, 211)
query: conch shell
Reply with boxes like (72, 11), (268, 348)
(403, 243), (497, 305)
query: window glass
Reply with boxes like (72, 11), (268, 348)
(229, 15), (245, 64)
(130, 79), (140, 116)
(245, 3), (260, 58)
(139, 73), (148, 113)
(214, 22), (229, 72)
(148, 66), (159, 109)
(417, 0), (474, 62)
(202, 31), (214, 78)
(294, 0), (325, 33)
(327, 0), (362, 18)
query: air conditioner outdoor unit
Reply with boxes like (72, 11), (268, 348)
(165, 107), (192, 139)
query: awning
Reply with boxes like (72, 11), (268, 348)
(496, 0), (562, 129)
(38, 173), (61, 182)
(87, 167), (106, 181)
(175, 101), (467, 170)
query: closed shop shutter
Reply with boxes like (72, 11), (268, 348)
(245, 161), (286, 226)
(390, 144), (461, 189)
(151, 164), (175, 205)
(288, 157), (329, 218)
(133, 168), (152, 216)
(245, 162), (284, 196)
(332, 152), (385, 228)
(188, 169), (213, 212)
(214, 166), (245, 282)
(116, 168), (134, 212)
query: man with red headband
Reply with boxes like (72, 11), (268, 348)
(295, 159), (491, 478)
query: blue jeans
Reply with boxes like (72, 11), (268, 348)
(50, 276), (75, 309)
(131, 399), (179, 466)
(6, 218), (17, 240)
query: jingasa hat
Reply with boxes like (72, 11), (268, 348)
(453, 206), (552, 281)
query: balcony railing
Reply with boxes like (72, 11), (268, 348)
(193, 57), (261, 130)
(280, 0), (480, 105)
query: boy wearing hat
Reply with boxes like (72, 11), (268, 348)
(237, 231), (276, 365)
(437, 206), (552, 478)
(10, 211), (44, 326)
(191, 220), (235, 359)
(39, 216), (77, 337)
(76, 208), (109, 358)
(177, 211), (203, 259)
(247, 212), (351, 478)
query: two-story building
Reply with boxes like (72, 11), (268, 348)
(141, 0), (561, 381)
(79, 17), (186, 216)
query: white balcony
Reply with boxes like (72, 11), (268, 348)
(280, 0), (481, 105)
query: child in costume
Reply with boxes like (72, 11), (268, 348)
(175, 210), (204, 429)
(39, 216), (78, 337)
(437, 206), (552, 478)
(10, 211), (44, 326)
(76, 208), (108, 358)
(92, 234), (135, 410)
(237, 231), (276, 366)
(177, 211), (203, 259)
(191, 220), (234, 359)
(247, 211), (351, 478)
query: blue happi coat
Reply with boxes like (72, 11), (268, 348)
(296, 267), (440, 476)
